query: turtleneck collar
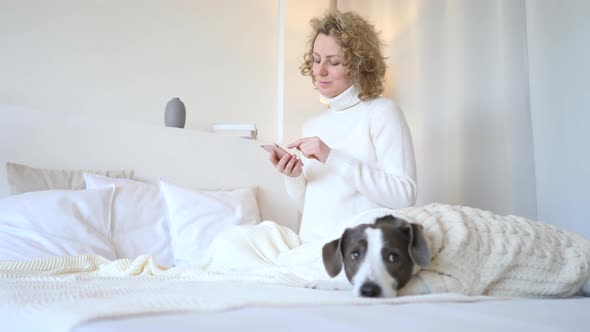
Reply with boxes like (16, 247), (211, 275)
(319, 85), (361, 112)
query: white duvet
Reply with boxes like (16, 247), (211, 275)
(1, 204), (589, 332)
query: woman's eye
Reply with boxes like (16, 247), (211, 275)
(313, 59), (320, 63)
(330, 62), (340, 66)
(350, 250), (360, 260)
(387, 252), (399, 263)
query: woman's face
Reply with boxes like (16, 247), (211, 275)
(312, 33), (353, 98)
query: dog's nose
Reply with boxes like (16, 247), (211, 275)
(360, 282), (382, 297)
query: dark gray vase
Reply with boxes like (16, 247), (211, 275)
(164, 97), (186, 128)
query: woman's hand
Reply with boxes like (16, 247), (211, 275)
(269, 151), (303, 177)
(288, 136), (331, 163)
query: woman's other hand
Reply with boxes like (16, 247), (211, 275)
(270, 151), (303, 177)
(287, 137), (331, 163)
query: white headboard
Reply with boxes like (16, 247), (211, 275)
(0, 104), (299, 232)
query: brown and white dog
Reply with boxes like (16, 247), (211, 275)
(321, 215), (431, 298)
(320, 214), (590, 298)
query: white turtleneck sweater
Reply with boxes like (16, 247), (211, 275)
(285, 86), (417, 242)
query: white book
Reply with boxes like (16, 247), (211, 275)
(211, 123), (257, 139)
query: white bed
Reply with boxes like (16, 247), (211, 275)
(1, 104), (589, 332)
(75, 298), (589, 332)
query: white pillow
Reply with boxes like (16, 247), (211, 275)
(83, 174), (174, 267)
(160, 180), (261, 267)
(0, 187), (117, 261)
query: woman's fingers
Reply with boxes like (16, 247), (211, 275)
(283, 154), (296, 173)
(276, 153), (292, 170)
(286, 139), (304, 150)
(268, 150), (279, 166)
(268, 144), (306, 176)
(274, 154), (304, 177)
(287, 136), (330, 163)
(292, 159), (303, 176)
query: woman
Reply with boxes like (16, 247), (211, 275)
(269, 11), (417, 242)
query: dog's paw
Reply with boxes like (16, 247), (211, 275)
(308, 279), (352, 291)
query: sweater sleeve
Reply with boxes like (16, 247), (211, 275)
(325, 102), (417, 208)
(283, 173), (307, 212)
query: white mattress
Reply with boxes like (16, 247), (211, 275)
(75, 297), (589, 332)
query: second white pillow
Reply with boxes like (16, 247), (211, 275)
(160, 180), (260, 267)
(83, 174), (174, 266)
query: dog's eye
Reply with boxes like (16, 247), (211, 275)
(387, 252), (400, 263)
(350, 250), (361, 260)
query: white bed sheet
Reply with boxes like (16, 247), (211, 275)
(75, 297), (589, 332)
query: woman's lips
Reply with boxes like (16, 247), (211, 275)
(319, 81), (331, 87)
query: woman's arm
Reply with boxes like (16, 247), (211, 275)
(325, 102), (417, 208)
(283, 174), (307, 212)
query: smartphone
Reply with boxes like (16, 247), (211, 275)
(260, 143), (289, 159)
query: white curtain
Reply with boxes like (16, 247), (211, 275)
(525, 0), (590, 238)
(338, 0), (537, 219)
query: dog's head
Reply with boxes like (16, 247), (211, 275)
(322, 215), (431, 297)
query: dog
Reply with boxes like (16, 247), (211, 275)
(321, 215), (430, 297)
(320, 214), (590, 298)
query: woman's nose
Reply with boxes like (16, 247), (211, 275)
(313, 62), (328, 76)
(317, 62), (328, 77)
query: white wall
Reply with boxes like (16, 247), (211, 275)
(282, 0), (329, 144)
(526, 0), (590, 238)
(0, 0), (279, 141)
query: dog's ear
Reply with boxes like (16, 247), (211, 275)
(408, 223), (431, 267)
(322, 232), (346, 278)
(379, 215), (431, 267)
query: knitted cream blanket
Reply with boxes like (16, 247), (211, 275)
(1, 204), (588, 332)
(351, 204), (590, 297)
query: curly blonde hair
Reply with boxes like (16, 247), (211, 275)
(300, 11), (386, 101)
